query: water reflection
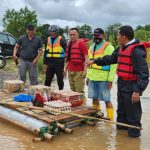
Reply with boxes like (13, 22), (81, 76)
(0, 135), (26, 150)
(0, 79), (150, 149)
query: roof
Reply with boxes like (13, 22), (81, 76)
(0, 31), (16, 38)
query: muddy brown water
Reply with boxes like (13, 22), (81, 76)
(0, 77), (150, 150)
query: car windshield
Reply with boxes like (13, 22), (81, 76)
(8, 35), (16, 45)
(0, 34), (8, 43)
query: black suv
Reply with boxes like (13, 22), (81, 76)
(0, 32), (17, 56)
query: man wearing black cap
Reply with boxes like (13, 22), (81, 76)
(86, 25), (149, 137)
(86, 28), (116, 119)
(13, 24), (43, 85)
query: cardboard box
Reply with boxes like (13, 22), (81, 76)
(3, 80), (25, 93)
(28, 85), (51, 95)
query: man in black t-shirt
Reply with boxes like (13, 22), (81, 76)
(13, 24), (43, 85)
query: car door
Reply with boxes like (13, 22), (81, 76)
(0, 33), (16, 56)
(7, 35), (17, 56)
(0, 33), (9, 56)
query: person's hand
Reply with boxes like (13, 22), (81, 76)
(83, 65), (87, 75)
(132, 92), (140, 104)
(107, 82), (112, 89)
(84, 60), (94, 67)
(33, 59), (38, 65)
(13, 55), (18, 65)
(42, 64), (47, 73)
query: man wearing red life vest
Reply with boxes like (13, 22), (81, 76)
(86, 25), (149, 137)
(65, 28), (88, 96)
(43, 25), (67, 90)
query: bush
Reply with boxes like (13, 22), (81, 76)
(38, 56), (45, 82)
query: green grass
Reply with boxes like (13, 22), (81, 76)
(38, 56), (46, 82)
(4, 58), (18, 73)
(3, 57), (45, 83)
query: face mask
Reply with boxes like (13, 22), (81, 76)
(94, 37), (102, 45)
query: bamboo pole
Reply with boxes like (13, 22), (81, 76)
(56, 122), (73, 133)
(33, 138), (42, 142)
(0, 107), (55, 141)
(0, 102), (142, 130)
(21, 107), (73, 133)
(1, 102), (73, 134)
(34, 128), (55, 141)
(0, 114), (33, 132)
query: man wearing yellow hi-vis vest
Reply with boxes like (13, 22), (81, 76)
(87, 28), (117, 119)
(43, 25), (67, 90)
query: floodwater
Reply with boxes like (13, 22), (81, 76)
(0, 78), (150, 150)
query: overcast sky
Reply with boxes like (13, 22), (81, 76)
(0, 0), (150, 30)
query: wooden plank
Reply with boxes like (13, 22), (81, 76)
(0, 91), (27, 103)
(0, 91), (96, 125)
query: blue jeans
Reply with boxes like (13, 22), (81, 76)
(18, 59), (38, 85)
(88, 80), (111, 102)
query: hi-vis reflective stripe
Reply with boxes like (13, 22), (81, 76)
(89, 42), (110, 70)
(46, 36), (65, 58)
(89, 42), (109, 59)
(47, 53), (65, 58)
(90, 64), (110, 71)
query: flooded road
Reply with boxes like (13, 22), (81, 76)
(0, 78), (150, 150)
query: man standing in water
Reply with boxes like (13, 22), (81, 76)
(65, 28), (88, 96)
(86, 25), (149, 137)
(87, 28), (116, 119)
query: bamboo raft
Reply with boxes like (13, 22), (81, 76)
(0, 91), (98, 142)
(0, 90), (142, 142)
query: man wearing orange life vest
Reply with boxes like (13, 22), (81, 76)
(86, 25), (149, 137)
(87, 28), (116, 119)
(43, 25), (67, 90)
(65, 28), (88, 95)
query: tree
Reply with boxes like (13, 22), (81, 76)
(36, 24), (50, 43)
(105, 23), (122, 48)
(145, 25), (150, 31)
(3, 7), (37, 38)
(59, 27), (65, 37)
(135, 25), (144, 31)
(76, 24), (92, 39)
(63, 26), (69, 39)
(135, 29), (150, 41)
(64, 26), (69, 35)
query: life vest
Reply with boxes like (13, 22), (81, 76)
(88, 42), (110, 71)
(46, 36), (65, 58)
(117, 42), (149, 80)
(66, 39), (85, 64)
